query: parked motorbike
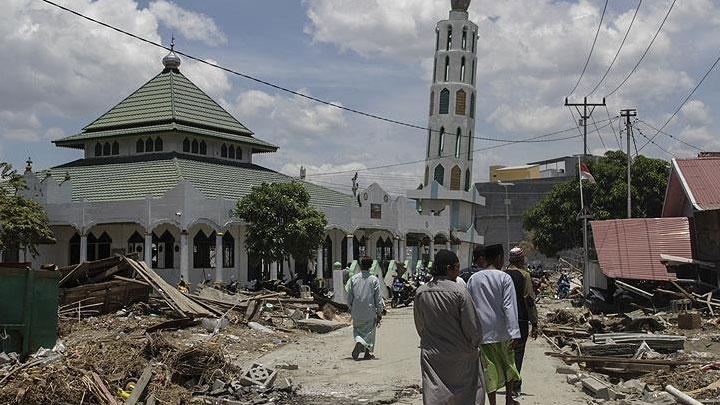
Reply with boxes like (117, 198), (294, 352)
(556, 273), (571, 299)
(391, 276), (415, 308)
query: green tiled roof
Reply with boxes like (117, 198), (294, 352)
(49, 154), (355, 209)
(53, 66), (271, 149)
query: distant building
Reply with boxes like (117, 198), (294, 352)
(490, 164), (540, 182)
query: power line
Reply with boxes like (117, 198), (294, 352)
(637, 50), (720, 153)
(568, 0), (610, 96)
(637, 119), (704, 152)
(587, 0), (643, 96)
(590, 115), (607, 150)
(307, 117), (618, 177)
(38, 0), (565, 147)
(605, 104), (623, 149)
(605, 0), (678, 97)
(634, 124), (676, 157)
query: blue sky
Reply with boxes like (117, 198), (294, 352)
(2, 0), (719, 194)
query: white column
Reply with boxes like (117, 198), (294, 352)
(80, 234), (88, 263)
(233, 226), (241, 282)
(395, 238), (401, 261)
(144, 232), (153, 266)
(180, 231), (189, 282)
(316, 249), (323, 279)
(270, 262), (278, 280)
(215, 232), (223, 282)
(346, 235), (354, 262)
(238, 226), (248, 283)
(429, 239), (435, 259)
(400, 239), (406, 262)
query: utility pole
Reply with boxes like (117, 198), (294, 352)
(565, 97), (607, 158)
(620, 109), (637, 219)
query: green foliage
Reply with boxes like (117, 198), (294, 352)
(235, 182), (327, 270)
(0, 163), (55, 257)
(523, 151), (670, 257)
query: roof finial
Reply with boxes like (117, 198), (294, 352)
(25, 157), (33, 173)
(162, 36), (181, 70)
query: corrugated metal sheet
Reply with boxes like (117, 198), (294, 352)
(590, 217), (693, 281)
(676, 158), (720, 211)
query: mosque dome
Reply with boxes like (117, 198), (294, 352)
(451, 0), (471, 11)
(162, 50), (181, 69)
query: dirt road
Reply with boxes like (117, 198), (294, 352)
(258, 306), (588, 404)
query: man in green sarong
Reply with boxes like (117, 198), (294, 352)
(347, 256), (384, 360)
(467, 244), (521, 405)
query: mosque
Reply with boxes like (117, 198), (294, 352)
(17, 0), (484, 287)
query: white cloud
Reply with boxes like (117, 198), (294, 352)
(681, 99), (712, 125)
(148, 0), (227, 46)
(0, 0), (226, 149)
(182, 58), (232, 101)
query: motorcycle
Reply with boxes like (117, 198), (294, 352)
(413, 269), (432, 288)
(556, 273), (571, 299)
(391, 276), (415, 308)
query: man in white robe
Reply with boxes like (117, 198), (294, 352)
(347, 256), (384, 360)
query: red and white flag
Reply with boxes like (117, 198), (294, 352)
(579, 162), (596, 183)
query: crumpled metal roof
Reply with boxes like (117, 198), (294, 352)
(590, 217), (694, 281)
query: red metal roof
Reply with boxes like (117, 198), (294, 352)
(670, 158), (720, 212)
(591, 217), (693, 281)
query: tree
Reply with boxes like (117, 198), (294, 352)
(235, 182), (327, 277)
(523, 151), (670, 257)
(0, 163), (55, 258)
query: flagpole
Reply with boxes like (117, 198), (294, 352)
(578, 156), (589, 296)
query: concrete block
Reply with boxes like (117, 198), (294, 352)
(567, 374), (581, 385)
(677, 312), (702, 330)
(240, 363), (277, 388)
(582, 376), (615, 400)
(556, 364), (580, 374)
(618, 379), (646, 395)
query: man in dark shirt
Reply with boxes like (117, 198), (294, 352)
(459, 245), (487, 282)
(504, 247), (538, 398)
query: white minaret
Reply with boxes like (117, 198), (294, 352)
(424, 0), (477, 191)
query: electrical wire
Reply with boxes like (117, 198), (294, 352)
(634, 125), (676, 157)
(637, 119), (704, 152)
(587, 0), (643, 96)
(306, 117), (618, 177)
(590, 115), (607, 150)
(604, 0), (678, 97)
(637, 51), (720, 153)
(38, 0), (569, 146)
(605, 104), (622, 149)
(568, 0), (610, 96)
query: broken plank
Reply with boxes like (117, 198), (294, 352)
(125, 365), (152, 405)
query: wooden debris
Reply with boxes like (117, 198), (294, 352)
(124, 365), (152, 405)
(592, 333), (685, 352)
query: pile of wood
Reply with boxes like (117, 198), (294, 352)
(592, 333), (686, 353)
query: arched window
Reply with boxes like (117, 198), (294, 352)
(446, 25), (452, 50)
(222, 232), (235, 268)
(158, 231), (175, 269)
(450, 165), (461, 190)
(470, 92), (476, 118)
(191, 139), (199, 154)
(456, 89), (466, 115)
(128, 231), (144, 255)
(444, 56), (450, 81)
(455, 128), (461, 158)
(236, 147), (242, 160)
(154, 137), (163, 152)
(193, 230), (211, 268)
(199, 140), (207, 155)
(465, 169), (472, 191)
(460, 56), (466, 82)
(228, 145), (235, 159)
(183, 138), (190, 152)
(94, 143), (102, 157)
(438, 127), (445, 155)
(111, 141), (119, 155)
(462, 27), (467, 50)
(103, 142), (110, 156)
(87, 231), (112, 261)
(435, 27), (440, 51)
(471, 59), (476, 85)
(433, 57), (437, 83)
(69, 233), (80, 265)
(426, 129), (432, 158)
(439, 89), (450, 114)
(221, 144), (227, 158)
(434, 164), (445, 185)
(472, 31), (476, 53)
(424, 166), (430, 185)
(136, 139), (144, 153)
(145, 138), (153, 153)
(429, 91), (434, 116)
(468, 131), (473, 160)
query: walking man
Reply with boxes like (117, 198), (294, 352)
(347, 256), (384, 360)
(460, 245), (487, 282)
(467, 244), (521, 405)
(414, 249), (484, 404)
(505, 247), (538, 397)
